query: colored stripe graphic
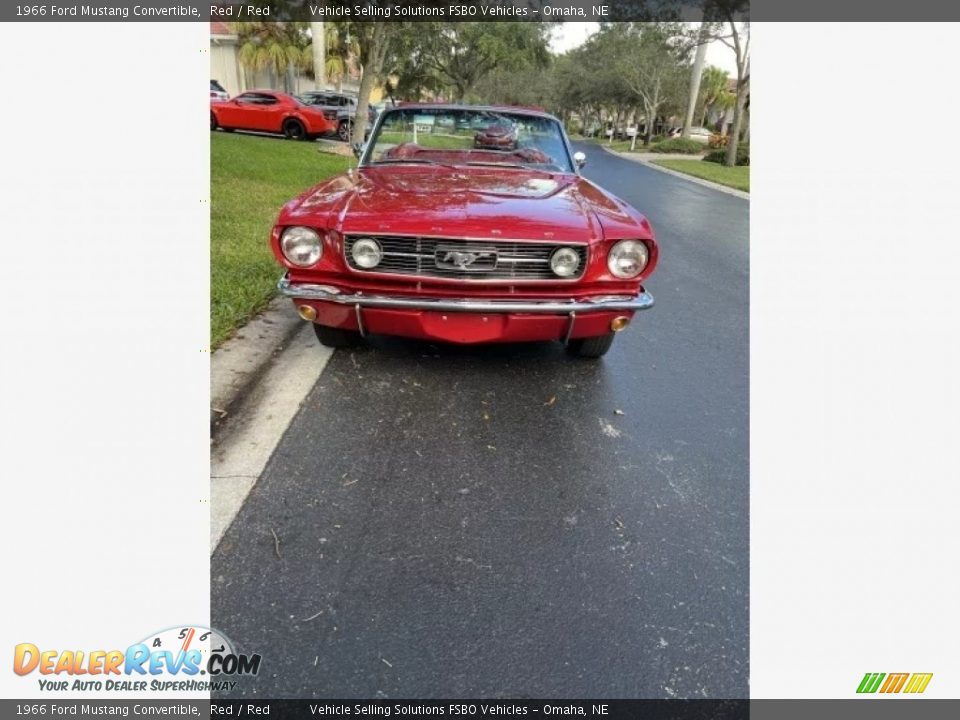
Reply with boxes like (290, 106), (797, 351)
(857, 672), (932, 694)
(903, 673), (933, 694)
(880, 673), (909, 693)
(856, 673), (885, 693)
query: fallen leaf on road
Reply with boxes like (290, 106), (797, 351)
(544, 396), (557, 406)
(614, 409), (625, 415)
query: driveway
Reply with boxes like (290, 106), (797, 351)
(212, 142), (749, 698)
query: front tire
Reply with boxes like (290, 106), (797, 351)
(337, 120), (352, 142)
(313, 324), (361, 348)
(566, 333), (616, 359)
(283, 119), (307, 141)
(210, 112), (218, 131)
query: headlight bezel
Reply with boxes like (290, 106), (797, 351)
(280, 226), (323, 268)
(350, 237), (383, 269)
(607, 239), (650, 279)
(549, 246), (581, 278)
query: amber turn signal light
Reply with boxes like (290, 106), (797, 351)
(610, 316), (631, 332)
(297, 305), (318, 322)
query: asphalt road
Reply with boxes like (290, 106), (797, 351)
(212, 143), (749, 699)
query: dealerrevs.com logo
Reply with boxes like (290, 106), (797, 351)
(13, 625), (261, 693)
(857, 672), (933, 695)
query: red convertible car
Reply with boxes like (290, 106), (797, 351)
(210, 90), (338, 140)
(271, 105), (658, 358)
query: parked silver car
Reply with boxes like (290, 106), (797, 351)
(297, 91), (377, 141)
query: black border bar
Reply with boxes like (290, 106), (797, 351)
(4, 700), (960, 719)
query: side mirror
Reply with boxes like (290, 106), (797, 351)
(352, 142), (365, 159)
(573, 151), (587, 169)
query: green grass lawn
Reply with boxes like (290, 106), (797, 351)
(211, 132), (353, 347)
(650, 159), (750, 193)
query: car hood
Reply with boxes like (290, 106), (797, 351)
(284, 166), (610, 242)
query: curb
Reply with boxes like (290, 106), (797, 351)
(210, 296), (303, 437)
(597, 145), (749, 200)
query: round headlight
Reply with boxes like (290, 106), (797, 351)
(607, 240), (649, 279)
(550, 247), (581, 278)
(281, 227), (322, 267)
(351, 238), (382, 269)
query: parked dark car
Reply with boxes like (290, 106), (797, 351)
(298, 91), (377, 141)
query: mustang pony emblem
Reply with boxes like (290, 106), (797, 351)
(436, 247), (498, 271)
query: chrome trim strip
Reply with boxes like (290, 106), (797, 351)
(278, 276), (654, 314)
(346, 231), (589, 245)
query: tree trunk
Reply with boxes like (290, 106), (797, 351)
(353, 67), (377, 145)
(724, 81), (748, 166)
(351, 24), (389, 145)
(311, 22), (326, 90)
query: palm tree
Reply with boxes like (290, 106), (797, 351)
(698, 65), (729, 127)
(323, 23), (358, 92)
(234, 22), (311, 93)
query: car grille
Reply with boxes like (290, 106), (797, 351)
(343, 236), (587, 281)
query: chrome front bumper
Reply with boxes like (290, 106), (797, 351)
(277, 275), (654, 314)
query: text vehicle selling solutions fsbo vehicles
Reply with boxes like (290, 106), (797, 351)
(272, 105), (658, 358)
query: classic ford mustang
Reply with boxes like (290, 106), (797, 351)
(271, 105), (658, 358)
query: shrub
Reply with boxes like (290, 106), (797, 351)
(708, 133), (728, 149)
(649, 138), (704, 154)
(704, 144), (749, 166)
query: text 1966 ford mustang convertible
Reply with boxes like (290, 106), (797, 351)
(271, 104), (658, 358)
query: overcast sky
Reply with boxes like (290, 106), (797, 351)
(549, 23), (740, 75)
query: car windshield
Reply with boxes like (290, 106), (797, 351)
(365, 107), (574, 173)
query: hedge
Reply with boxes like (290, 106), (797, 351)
(649, 138), (705, 154)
